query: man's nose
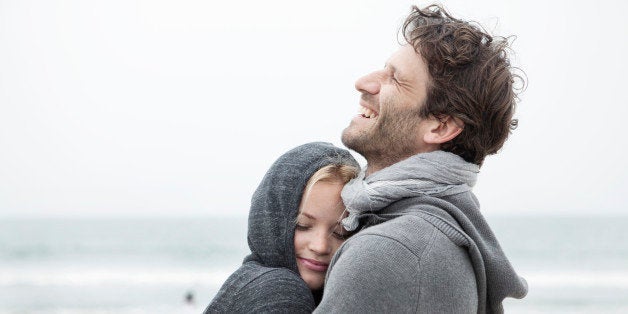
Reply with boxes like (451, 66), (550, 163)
(355, 71), (381, 95)
(308, 231), (332, 255)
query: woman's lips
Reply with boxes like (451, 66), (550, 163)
(298, 257), (329, 272)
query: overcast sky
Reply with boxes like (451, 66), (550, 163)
(1, 0), (627, 218)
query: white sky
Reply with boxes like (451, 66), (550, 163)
(1, 0), (627, 218)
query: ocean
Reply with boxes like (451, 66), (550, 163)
(1, 215), (627, 314)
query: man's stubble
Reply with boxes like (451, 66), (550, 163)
(341, 101), (424, 170)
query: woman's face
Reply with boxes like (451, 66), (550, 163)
(294, 180), (349, 291)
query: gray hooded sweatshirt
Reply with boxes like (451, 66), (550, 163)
(314, 151), (527, 314)
(204, 142), (359, 314)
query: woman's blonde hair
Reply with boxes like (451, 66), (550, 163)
(301, 163), (359, 207)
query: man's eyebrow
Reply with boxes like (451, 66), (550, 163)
(385, 63), (401, 77)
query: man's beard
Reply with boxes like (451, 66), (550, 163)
(341, 103), (423, 169)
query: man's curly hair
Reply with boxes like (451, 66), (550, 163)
(403, 5), (523, 166)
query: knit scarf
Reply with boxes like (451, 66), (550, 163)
(341, 150), (479, 231)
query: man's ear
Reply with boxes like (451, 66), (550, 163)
(423, 115), (463, 144)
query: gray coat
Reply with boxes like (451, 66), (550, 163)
(315, 173), (527, 313)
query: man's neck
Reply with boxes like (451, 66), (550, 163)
(364, 160), (398, 177)
(364, 165), (382, 177)
(364, 155), (409, 177)
(364, 149), (440, 177)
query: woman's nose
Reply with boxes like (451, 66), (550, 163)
(308, 231), (332, 255)
(355, 71), (381, 95)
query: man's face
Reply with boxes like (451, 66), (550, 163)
(341, 45), (432, 171)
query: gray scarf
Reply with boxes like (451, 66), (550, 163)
(341, 150), (479, 231)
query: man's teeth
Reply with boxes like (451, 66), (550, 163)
(359, 107), (377, 118)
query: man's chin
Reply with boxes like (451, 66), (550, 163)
(341, 128), (369, 155)
(340, 127), (357, 149)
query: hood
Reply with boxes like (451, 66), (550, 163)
(244, 142), (359, 273)
(384, 195), (528, 313)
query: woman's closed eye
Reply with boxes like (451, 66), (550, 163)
(331, 231), (347, 240)
(295, 223), (310, 231)
(331, 226), (349, 240)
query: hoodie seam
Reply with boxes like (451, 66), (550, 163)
(415, 226), (438, 313)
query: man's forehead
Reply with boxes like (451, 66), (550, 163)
(386, 45), (425, 77)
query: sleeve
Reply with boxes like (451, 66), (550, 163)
(314, 228), (478, 313)
(232, 269), (316, 314)
(314, 233), (422, 314)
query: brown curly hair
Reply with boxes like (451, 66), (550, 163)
(403, 5), (523, 166)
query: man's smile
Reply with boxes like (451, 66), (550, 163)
(359, 105), (379, 119)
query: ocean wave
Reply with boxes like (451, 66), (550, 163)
(0, 268), (233, 286)
(522, 271), (628, 288)
(2, 267), (628, 288)
(0, 305), (202, 314)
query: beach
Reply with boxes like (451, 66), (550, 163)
(1, 215), (627, 313)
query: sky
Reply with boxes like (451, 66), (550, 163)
(1, 0), (627, 218)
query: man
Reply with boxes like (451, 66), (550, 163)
(314, 5), (528, 314)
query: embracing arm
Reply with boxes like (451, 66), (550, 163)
(205, 268), (315, 314)
(239, 272), (315, 313)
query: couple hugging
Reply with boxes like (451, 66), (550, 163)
(206, 5), (527, 313)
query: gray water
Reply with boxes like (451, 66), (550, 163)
(1, 215), (627, 313)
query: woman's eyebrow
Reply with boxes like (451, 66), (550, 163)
(299, 212), (316, 220)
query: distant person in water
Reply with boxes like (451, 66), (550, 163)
(203, 142), (359, 313)
(184, 291), (194, 304)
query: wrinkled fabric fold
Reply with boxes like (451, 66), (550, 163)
(341, 150), (479, 231)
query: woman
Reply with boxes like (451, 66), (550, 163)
(204, 142), (359, 313)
